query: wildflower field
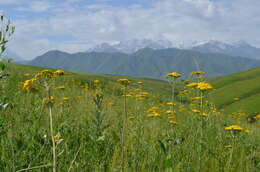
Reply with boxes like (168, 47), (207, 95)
(0, 63), (259, 172)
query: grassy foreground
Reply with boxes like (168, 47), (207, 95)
(0, 64), (259, 172)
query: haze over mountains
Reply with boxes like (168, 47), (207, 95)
(192, 40), (260, 60)
(10, 39), (260, 78)
(87, 39), (173, 54)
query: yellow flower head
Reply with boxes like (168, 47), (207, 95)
(254, 114), (260, 120)
(94, 80), (101, 84)
(233, 97), (240, 101)
(200, 113), (209, 117)
(168, 116), (175, 119)
(140, 92), (149, 96)
(23, 78), (38, 92)
(128, 116), (135, 120)
(186, 82), (198, 88)
(39, 69), (54, 78)
(191, 71), (205, 75)
(166, 101), (175, 106)
(54, 69), (65, 76)
(117, 78), (130, 85)
(55, 86), (65, 90)
(63, 97), (70, 101)
(147, 112), (161, 117)
(196, 82), (213, 91)
(148, 106), (159, 112)
(123, 94), (132, 97)
(168, 120), (177, 125)
(137, 81), (143, 85)
(53, 135), (61, 141)
(191, 109), (200, 113)
(167, 72), (182, 78)
(224, 125), (243, 131)
(165, 110), (175, 114)
(43, 96), (55, 105)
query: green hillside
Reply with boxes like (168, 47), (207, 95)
(210, 67), (260, 114)
(28, 48), (260, 78)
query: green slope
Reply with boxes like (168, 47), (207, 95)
(28, 48), (260, 78)
(210, 67), (260, 113)
(10, 63), (260, 114)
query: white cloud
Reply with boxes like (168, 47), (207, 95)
(16, 1), (52, 12)
(4, 0), (260, 59)
(0, 0), (21, 4)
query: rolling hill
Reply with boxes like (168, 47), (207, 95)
(28, 48), (260, 78)
(210, 67), (260, 114)
(10, 63), (260, 114)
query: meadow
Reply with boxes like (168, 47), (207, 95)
(0, 63), (259, 172)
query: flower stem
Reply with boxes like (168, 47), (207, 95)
(47, 87), (56, 172)
(121, 85), (127, 171)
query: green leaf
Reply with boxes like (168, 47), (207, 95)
(6, 24), (9, 32)
(0, 62), (6, 71)
(158, 140), (167, 155)
(12, 26), (15, 34)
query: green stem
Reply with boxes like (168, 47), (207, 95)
(171, 79), (175, 110)
(47, 87), (56, 172)
(121, 85), (127, 172)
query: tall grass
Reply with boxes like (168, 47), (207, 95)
(0, 64), (259, 171)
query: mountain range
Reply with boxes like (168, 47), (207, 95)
(191, 40), (260, 60)
(87, 39), (173, 54)
(28, 47), (260, 78)
(87, 39), (260, 60)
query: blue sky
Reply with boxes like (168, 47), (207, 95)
(1, 0), (260, 59)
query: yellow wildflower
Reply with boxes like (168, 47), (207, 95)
(167, 72), (182, 78)
(192, 109), (200, 113)
(137, 81), (143, 85)
(166, 101), (176, 106)
(40, 69), (54, 78)
(23, 78), (38, 92)
(224, 125), (243, 131)
(200, 113), (209, 117)
(123, 94), (132, 97)
(55, 86), (65, 90)
(244, 129), (251, 134)
(43, 96), (55, 105)
(140, 92), (149, 96)
(168, 116), (175, 119)
(254, 114), (260, 119)
(191, 71), (205, 75)
(128, 116), (135, 120)
(54, 69), (65, 76)
(168, 120), (177, 125)
(196, 82), (213, 91)
(233, 98), (240, 101)
(148, 107), (159, 112)
(147, 112), (161, 117)
(94, 80), (101, 84)
(63, 97), (69, 101)
(165, 110), (175, 114)
(186, 82), (198, 88)
(117, 78), (130, 85)
(190, 97), (201, 101)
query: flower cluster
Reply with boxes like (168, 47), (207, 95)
(167, 72), (182, 78)
(196, 82), (213, 91)
(23, 78), (38, 92)
(117, 78), (130, 85)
